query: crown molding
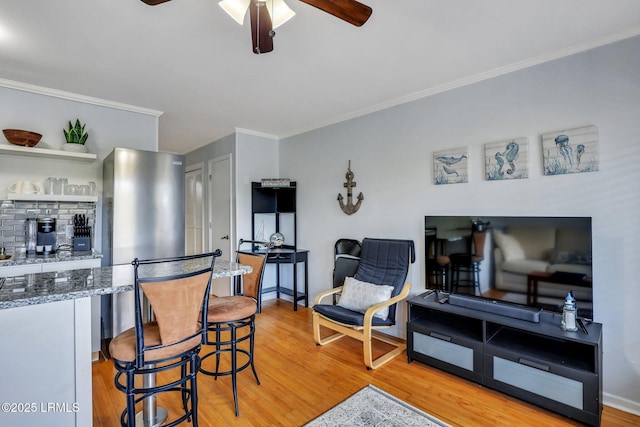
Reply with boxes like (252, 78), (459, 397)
(0, 77), (163, 117)
(279, 27), (640, 140)
(235, 127), (279, 140)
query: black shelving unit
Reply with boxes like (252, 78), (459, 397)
(250, 182), (308, 310)
(251, 182), (297, 245)
(407, 291), (602, 426)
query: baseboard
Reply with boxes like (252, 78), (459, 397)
(604, 392), (640, 416)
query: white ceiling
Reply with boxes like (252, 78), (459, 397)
(1, 0), (640, 153)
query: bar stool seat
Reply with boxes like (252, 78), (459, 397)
(206, 296), (256, 322)
(110, 321), (202, 363)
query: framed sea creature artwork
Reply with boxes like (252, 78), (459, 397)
(433, 147), (468, 185)
(542, 125), (599, 175)
(484, 137), (529, 180)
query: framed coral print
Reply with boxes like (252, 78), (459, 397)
(542, 126), (599, 175)
(485, 137), (529, 180)
(433, 147), (468, 185)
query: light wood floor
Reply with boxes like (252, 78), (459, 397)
(92, 299), (638, 426)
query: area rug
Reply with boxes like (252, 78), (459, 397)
(304, 384), (451, 427)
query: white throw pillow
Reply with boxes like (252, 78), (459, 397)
(337, 277), (394, 320)
(493, 230), (525, 261)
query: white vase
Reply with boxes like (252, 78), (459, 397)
(62, 143), (88, 153)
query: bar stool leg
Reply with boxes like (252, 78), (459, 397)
(231, 325), (239, 416)
(190, 354), (199, 427)
(214, 328), (222, 379)
(249, 323), (260, 384)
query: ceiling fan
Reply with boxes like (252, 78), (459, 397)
(140, 0), (372, 54)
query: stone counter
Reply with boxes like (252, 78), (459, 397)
(0, 258), (251, 310)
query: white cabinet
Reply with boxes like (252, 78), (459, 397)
(0, 298), (92, 427)
(40, 259), (102, 356)
(0, 258), (102, 355)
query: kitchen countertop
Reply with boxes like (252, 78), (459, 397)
(0, 258), (252, 310)
(0, 249), (103, 267)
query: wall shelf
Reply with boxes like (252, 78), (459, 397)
(8, 194), (98, 203)
(0, 144), (97, 162)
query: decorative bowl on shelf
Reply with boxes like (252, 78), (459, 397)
(3, 129), (43, 147)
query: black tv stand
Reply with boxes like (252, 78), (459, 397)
(407, 291), (603, 426)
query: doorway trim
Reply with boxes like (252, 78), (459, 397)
(208, 153), (234, 259)
(185, 162), (205, 255)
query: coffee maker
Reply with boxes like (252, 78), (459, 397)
(36, 218), (56, 255)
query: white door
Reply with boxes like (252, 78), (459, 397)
(185, 164), (205, 255)
(209, 154), (233, 296)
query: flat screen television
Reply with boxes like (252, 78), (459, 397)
(424, 215), (593, 318)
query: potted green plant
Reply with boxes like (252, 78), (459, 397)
(62, 119), (89, 152)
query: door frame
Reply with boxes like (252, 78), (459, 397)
(185, 162), (205, 255)
(208, 153), (234, 258)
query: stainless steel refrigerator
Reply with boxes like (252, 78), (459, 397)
(102, 147), (185, 337)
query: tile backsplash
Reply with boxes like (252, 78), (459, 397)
(0, 200), (96, 254)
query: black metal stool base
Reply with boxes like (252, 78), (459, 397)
(200, 315), (260, 417)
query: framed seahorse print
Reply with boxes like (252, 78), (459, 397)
(485, 137), (529, 181)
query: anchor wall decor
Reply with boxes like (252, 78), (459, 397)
(338, 160), (364, 215)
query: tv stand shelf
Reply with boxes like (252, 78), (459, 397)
(407, 291), (603, 426)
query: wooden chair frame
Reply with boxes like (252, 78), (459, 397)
(312, 282), (411, 369)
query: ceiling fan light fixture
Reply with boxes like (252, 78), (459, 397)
(265, 0), (296, 29)
(220, 0), (294, 29)
(219, 0), (251, 25)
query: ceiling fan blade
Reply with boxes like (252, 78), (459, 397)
(299, 0), (372, 26)
(249, 0), (274, 54)
(140, 0), (173, 5)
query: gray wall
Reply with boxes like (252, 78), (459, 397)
(185, 131), (279, 251)
(278, 36), (640, 412)
(185, 132), (236, 252)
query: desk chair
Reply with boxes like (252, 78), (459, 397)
(332, 239), (362, 304)
(109, 251), (220, 427)
(333, 238), (362, 288)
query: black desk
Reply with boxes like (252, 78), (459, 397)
(239, 247), (309, 311)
